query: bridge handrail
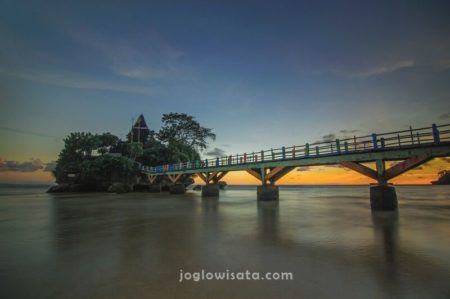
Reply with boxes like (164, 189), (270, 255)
(141, 123), (450, 174)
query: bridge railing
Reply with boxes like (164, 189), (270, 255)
(142, 123), (450, 174)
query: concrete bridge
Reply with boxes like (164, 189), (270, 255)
(141, 123), (450, 210)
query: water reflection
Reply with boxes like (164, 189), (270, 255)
(371, 210), (399, 265)
(371, 210), (400, 296)
(201, 197), (219, 214)
(257, 202), (279, 243)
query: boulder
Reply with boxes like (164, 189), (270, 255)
(107, 182), (131, 194)
(69, 184), (84, 192)
(46, 183), (70, 193)
(133, 184), (150, 192)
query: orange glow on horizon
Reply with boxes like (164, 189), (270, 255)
(0, 158), (447, 185)
(0, 170), (55, 184)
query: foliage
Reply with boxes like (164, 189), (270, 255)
(166, 139), (201, 163)
(53, 112), (215, 187)
(53, 132), (133, 184)
(128, 142), (144, 161)
(78, 155), (139, 187)
(157, 112), (215, 151)
(98, 133), (119, 155)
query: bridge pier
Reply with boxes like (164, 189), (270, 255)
(340, 154), (431, 210)
(257, 185), (279, 201)
(247, 167), (295, 201)
(202, 184), (220, 197)
(197, 171), (228, 198)
(148, 183), (162, 193)
(370, 185), (397, 210)
(169, 184), (185, 194)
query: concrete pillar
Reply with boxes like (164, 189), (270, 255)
(169, 184), (185, 194)
(202, 184), (219, 197)
(257, 185), (279, 201)
(370, 185), (397, 210)
(148, 184), (162, 193)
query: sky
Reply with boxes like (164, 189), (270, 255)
(1, 0), (449, 184)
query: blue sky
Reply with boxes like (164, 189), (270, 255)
(1, 0), (450, 181)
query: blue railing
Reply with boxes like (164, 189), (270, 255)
(142, 123), (450, 174)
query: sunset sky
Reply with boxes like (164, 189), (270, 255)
(1, 0), (450, 184)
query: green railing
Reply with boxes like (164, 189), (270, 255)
(142, 123), (450, 174)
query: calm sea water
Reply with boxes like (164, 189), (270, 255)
(0, 184), (449, 299)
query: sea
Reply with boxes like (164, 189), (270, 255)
(0, 184), (449, 299)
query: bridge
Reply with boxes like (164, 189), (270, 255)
(141, 123), (450, 210)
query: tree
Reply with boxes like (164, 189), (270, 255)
(53, 131), (138, 186)
(128, 142), (144, 161)
(167, 139), (201, 162)
(78, 155), (139, 188)
(157, 113), (216, 151)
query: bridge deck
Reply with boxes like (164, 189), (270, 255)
(142, 124), (450, 176)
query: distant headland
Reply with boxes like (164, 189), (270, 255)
(431, 170), (450, 185)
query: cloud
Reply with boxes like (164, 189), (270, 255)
(321, 133), (336, 143)
(205, 147), (226, 157)
(0, 126), (61, 140)
(44, 161), (57, 172)
(0, 68), (156, 96)
(65, 25), (186, 81)
(0, 158), (44, 172)
(439, 112), (450, 120)
(319, 60), (417, 79)
(353, 60), (415, 77)
(326, 164), (350, 170)
(339, 129), (360, 135)
(112, 66), (169, 80)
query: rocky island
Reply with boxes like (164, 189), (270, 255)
(48, 113), (215, 193)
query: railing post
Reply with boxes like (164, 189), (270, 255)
(336, 139), (341, 153)
(261, 150), (264, 161)
(409, 126), (414, 144)
(244, 153), (247, 163)
(216, 157), (219, 166)
(292, 146), (296, 158)
(397, 134), (401, 147)
(416, 132), (420, 144)
(271, 149), (274, 160)
(432, 123), (440, 144)
(380, 137), (385, 148)
(372, 133), (378, 149)
(282, 146), (286, 159)
(344, 141), (348, 153)
(305, 143), (310, 157)
(315, 146), (319, 156)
